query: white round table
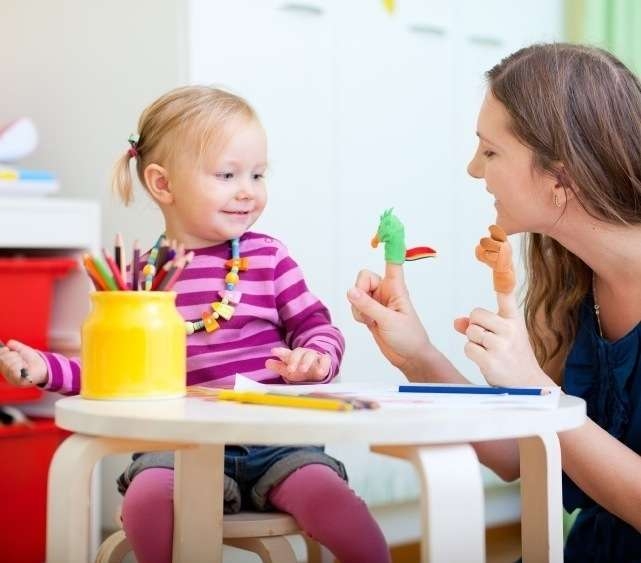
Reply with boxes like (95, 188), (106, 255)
(47, 394), (585, 563)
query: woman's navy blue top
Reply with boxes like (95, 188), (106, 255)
(563, 295), (641, 562)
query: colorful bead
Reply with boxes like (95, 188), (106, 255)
(225, 257), (249, 271)
(202, 311), (220, 332)
(212, 301), (234, 320)
(219, 290), (242, 304)
(142, 263), (156, 291)
(225, 271), (239, 285)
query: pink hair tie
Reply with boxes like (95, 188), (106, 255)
(127, 133), (140, 159)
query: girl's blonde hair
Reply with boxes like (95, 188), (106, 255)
(112, 85), (258, 205)
(487, 44), (641, 378)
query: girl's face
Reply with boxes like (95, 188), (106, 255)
(467, 92), (560, 235)
(166, 118), (268, 248)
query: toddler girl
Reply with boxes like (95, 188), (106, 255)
(0, 85), (390, 563)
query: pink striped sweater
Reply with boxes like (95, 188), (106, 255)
(40, 232), (345, 394)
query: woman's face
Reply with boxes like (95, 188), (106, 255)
(467, 91), (560, 235)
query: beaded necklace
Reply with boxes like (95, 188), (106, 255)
(184, 237), (247, 335)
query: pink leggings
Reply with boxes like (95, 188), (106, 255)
(121, 464), (390, 563)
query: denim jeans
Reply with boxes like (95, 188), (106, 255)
(117, 444), (347, 512)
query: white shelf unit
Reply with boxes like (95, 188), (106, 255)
(0, 196), (100, 369)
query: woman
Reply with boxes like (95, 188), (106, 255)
(347, 43), (641, 562)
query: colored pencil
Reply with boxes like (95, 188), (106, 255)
(398, 384), (550, 396)
(216, 390), (354, 411)
(114, 233), (126, 280)
(154, 238), (171, 271)
(160, 251), (194, 291)
(150, 259), (172, 291)
(131, 240), (140, 291)
(82, 253), (107, 290)
(102, 249), (128, 290)
(90, 255), (118, 291)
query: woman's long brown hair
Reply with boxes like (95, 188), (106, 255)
(486, 44), (641, 378)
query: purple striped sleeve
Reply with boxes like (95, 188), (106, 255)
(38, 351), (81, 395)
(272, 242), (345, 381)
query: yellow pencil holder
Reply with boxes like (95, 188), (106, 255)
(81, 291), (186, 400)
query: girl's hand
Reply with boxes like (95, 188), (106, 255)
(0, 340), (48, 387)
(346, 263), (432, 373)
(266, 347), (332, 383)
(453, 231), (553, 387)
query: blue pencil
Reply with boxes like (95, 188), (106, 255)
(398, 384), (547, 396)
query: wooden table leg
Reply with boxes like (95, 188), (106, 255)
(46, 434), (185, 563)
(519, 433), (563, 563)
(173, 444), (224, 563)
(373, 444), (485, 563)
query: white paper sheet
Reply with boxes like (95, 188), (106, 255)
(232, 375), (561, 410)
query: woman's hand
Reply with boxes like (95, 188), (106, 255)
(346, 263), (432, 374)
(266, 347), (332, 383)
(0, 340), (47, 387)
(454, 228), (554, 387)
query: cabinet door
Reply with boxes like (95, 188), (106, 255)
(448, 0), (562, 379)
(332, 0), (455, 380)
(189, 0), (335, 301)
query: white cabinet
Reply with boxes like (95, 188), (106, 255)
(189, 0), (335, 303)
(188, 0), (561, 385)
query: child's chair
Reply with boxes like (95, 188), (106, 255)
(95, 509), (326, 563)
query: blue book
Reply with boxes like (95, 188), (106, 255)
(0, 166), (59, 195)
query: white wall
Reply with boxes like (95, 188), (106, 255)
(0, 0), (188, 247)
(186, 0), (563, 387)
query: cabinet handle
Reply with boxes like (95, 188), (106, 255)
(408, 23), (446, 37)
(467, 34), (503, 47)
(279, 2), (324, 16)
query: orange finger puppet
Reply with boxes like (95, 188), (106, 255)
(475, 224), (516, 293)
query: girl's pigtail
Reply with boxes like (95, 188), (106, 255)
(111, 134), (139, 206)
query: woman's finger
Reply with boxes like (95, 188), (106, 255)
(496, 287), (518, 319)
(467, 323), (501, 350)
(464, 340), (487, 366)
(465, 323), (487, 346)
(347, 287), (392, 327)
(384, 262), (405, 282)
(467, 308), (504, 333)
(453, 316), (470, 335)
(354, 269), (382, 294)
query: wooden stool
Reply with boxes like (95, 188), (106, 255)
(95, 510), (325, 563)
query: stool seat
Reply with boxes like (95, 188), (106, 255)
(95, 510), (325, 563)
(223, 511), (301, 538)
